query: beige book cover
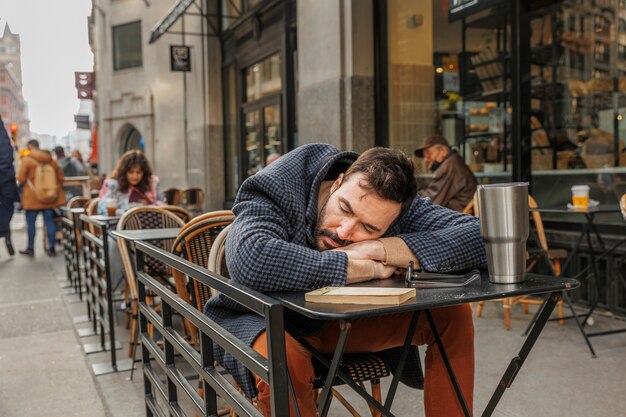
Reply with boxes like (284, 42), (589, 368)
(305, 287), (416, 306)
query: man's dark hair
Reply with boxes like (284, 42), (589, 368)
(110, 150), (154, 193)
(27, 139), (39, 148)
(344, 147), (417, 215)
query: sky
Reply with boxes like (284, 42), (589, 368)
(0, 0), (93, 138)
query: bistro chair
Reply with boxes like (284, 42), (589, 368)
(161, 204), (192, 223)
(163, 187), (182, 206)
(207, 223), (424, 417)
(170, 211), (236, 340)
(85, 197), (99, 216)
(84, 197), (100, 235)
(181, 187), (205, 216)
(468, 193), (567, 329)
(116, 206), (185, 357)
(67, 196), (89, 210)
(64, 196), (90, 250)
(169, 211), (236, 417)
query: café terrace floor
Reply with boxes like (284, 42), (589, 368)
(1, 213), (625, 417)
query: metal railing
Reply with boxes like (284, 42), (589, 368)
(79, 214), (132, 375)
(60, 208), (83, 300)
(134, 240), (290, 417)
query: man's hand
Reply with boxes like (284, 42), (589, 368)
(346, 259), (397, 284)
(333, 240), (396, 284)
(333, 240), (386, 263)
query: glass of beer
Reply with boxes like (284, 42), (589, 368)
(105, 198), (118, 216)
(571, 185), (590, 208)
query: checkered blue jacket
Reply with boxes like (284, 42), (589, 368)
(204, 143), (487, 398)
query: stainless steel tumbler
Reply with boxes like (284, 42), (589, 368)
(477, 182), (529, 284)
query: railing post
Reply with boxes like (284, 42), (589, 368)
(101, 222), (118, 371)
(266, 305), (289, 417)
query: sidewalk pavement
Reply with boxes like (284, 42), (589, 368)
(1, 213), (626, 417)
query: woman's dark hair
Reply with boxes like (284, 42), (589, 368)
(344, 147), (417, 215)
(110, 150), (153, 193)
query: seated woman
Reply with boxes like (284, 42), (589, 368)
(98, 150), (164, 215)
(97, 151), (165, 289)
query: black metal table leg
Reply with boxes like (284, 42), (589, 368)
(481, 292), (560, 417)
(383, 310), (420, 410)
(563, 291), (596, 357)
(317, 321), (351, 417)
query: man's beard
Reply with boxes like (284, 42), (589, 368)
(314, 202), (352, 250)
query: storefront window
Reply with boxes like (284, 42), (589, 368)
(385, 0), (435, 160)
(245, 53), (282, 102)
(224, 65), (239, 202)
(244, 110), (262, 176)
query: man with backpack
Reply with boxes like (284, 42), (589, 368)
(16, 140), (66, 257)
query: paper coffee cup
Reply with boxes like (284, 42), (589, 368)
(571, 185), (590, 208)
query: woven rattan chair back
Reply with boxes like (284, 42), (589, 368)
(117, 207), (185, 300)
(85, 197), (99, 215)
(163, 187), (182, 205)
(171, 211), (235, 311)
(161, 205), (192, 223)
(67, 196), (89, 210)
(83, 197), (100, 236)
(208, 224), (231, 277)
(181, 187), (205, 216)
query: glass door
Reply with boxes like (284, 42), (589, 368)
(241, 52), (283, 178)
(244, 109), (262, 176)
(242, 99), (282, 176)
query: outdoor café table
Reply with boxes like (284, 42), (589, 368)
(525, 205), (624, 357)
(79, 214), (131, 375)
(270, 272), (579, 417)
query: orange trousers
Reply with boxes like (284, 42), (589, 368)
(252, 304), (474, 417)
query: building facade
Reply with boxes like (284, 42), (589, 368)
(90, 0), (626, 213)
(0, 22), (29, 144)
(89, 0), (223, 207)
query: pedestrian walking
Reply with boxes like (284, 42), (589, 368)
(0, 115), (19, 256)
(16, 139), (66, 257)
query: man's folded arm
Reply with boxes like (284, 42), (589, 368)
(391, 199), (487, 272)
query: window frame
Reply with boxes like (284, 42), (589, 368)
(112, 20), (143, 71)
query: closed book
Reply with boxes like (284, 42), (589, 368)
(305, 286), (416, 306)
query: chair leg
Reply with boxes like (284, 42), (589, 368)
(558, 300), (564, 326)
(369, 380), (382, 417)
(476, 301), (485, 317)
(128, 300), (138, 357)
(503, 299), (511, 330)
(523, 303), (529, 314)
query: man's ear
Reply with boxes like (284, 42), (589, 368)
(330, 173), (344, 194)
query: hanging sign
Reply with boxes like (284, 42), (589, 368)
(170, 45), (191, 72)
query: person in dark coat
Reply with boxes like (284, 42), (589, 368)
(0, 115), (19, 255)
(205, 143), (487, 416)
(414, 134), (478, 212)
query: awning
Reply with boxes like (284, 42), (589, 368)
(149, 0), (195, 44)
(149, 0), (242, 44)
